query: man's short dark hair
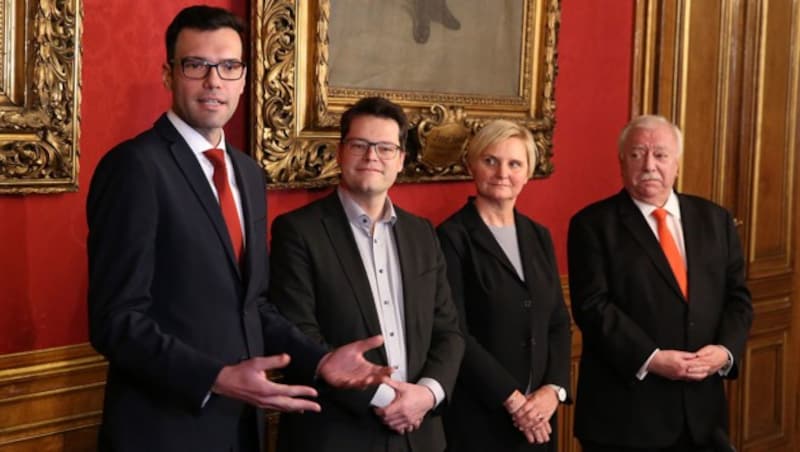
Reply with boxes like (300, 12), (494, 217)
(340, 97), (410, 147)
(165, 5), (245, 63)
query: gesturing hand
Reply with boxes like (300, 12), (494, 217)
(318, 335), (393, 389)
(212, 354), (320, 412)
(374, 379), (435, 434)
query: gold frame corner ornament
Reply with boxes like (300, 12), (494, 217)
(252, 0), (560, 189)
(0, 0), (83, 195)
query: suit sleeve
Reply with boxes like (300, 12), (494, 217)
(268, 214), (379, 416)
(87, 147), (223, 410)
(715, 210), (753, 377)
(538, 227), (573, 400)
(438, 225), (521, 409)
(567, 212), (660, 379)
(416, 223), (465, 409)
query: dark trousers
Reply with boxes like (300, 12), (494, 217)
(231, 406), (259, 452)
(580, 426), (717, 452)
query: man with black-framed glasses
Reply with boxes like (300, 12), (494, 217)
(270, 97), (464, 452)
(87, 6), (392, 452)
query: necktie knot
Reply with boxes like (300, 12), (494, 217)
(652, 207), (667, 222)
(204, 148), (226, 170)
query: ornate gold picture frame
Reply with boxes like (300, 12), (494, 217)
(0, 0), (82, 195)
(252, 0), (559, 189)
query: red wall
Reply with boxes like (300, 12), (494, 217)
(0, 1), (632, 354)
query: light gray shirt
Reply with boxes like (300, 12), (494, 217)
(486, 224), (525, 281)
(337, 188), (444, 408)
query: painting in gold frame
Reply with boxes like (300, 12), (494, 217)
(0, 0), (82, 195)
(252, 0), (559, 189)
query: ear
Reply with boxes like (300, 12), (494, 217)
(238, 67), (247, 95)
(335, 143), (344, 166)
(161, 63), (173, 91)
(393, 150), (406, 173)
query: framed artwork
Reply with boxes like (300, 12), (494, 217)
(0, 0), (82, 194)
(252, 0), (560, 188)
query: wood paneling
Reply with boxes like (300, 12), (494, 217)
(0, 344), (104, 451)
(631, 0), (800, 450)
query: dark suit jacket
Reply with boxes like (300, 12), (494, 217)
(87, 115), (325, 452)
(437, 199), (571, 452)
(269, 192), (464, 452)
(567, 189), (753, 448)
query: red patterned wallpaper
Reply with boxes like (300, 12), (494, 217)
(0, 0), (632, 353)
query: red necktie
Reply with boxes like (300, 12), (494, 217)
(204, 149), (243, 265)
(652, 208), (687, 299)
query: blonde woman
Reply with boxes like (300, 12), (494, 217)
(438, 120), (571, 451)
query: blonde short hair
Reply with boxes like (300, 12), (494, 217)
(617, 115), (684, 159)
(465, 120), (538, 178)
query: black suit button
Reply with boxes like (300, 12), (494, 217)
(523, 299), (532, 308)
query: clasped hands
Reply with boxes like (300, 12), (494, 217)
(374, 379), (436, 435)
(212, 334), (391, 413)
(647, 345), (730, 381)
(504, 387), (559, 444)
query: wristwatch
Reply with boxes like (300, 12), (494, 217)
(548, 384), (567, 402)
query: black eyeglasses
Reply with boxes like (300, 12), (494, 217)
(173, 57), (246, 81)
(342, 138), (403, 160)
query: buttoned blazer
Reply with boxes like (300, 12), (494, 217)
(269, 192), (464, 452)
(87, 115), (324, 452)
(436, 199), (571, 452)
(567, 189), (753, 448)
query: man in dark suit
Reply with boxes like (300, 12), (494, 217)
(269, 97), (465, 452)
(87, 6), (390, 452)
(567, 115), (753, 451)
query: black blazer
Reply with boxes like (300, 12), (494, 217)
(437, 199), (571, 452)
(87, 115), (325, 452)
(269, 192), (464, 452)
(567, 189), (753, 448)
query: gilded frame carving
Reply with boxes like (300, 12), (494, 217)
(252, 0), (559, 189)
(0, 0), (82, 194)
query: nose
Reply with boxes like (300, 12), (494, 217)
(361, 144), (380, 161)
(496, 163), (510, 178)
(202, 66), (223, 88)
(642, 151), (656, 170)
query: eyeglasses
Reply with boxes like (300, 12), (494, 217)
(343, 138), (403, 160)
(173, 57), (246, 81)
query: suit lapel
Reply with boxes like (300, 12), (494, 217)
(320, 194), (387, 362)
(515, 212), (545, 300)
(678, 194), (700, 302)
(156, 117), (241, 278)
(392, 211), (422, 359)
(229, 148), (259, 295)
(617, 190), (684, 299)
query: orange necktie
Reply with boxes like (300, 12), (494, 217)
(204, 149), (243, 265)
(652, 208), (687, 299)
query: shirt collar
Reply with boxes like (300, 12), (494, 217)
(166, 110), (227, 156)
(337, 187), (397, 230)
(631, 190), (681, 220)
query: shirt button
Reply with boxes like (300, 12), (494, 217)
(523, 299), (532, 308)
(389, 332), (395, 337)
(379, 269), (384, 273)
(384, 300), (389, 305)
(393, 365), (399, 370)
